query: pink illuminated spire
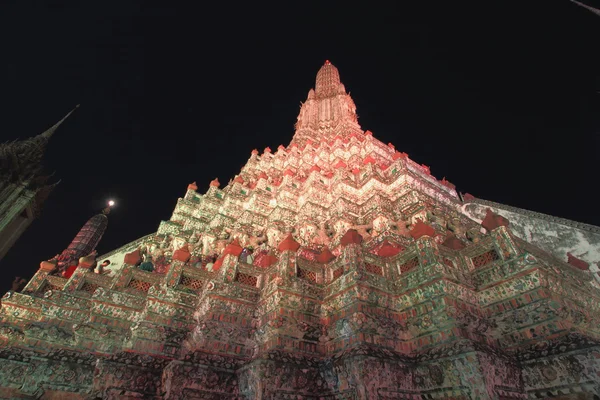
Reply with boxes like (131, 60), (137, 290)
(294, 61), (359, 137)
(315, 60), (342, 98)
(55, 206), (110, 270)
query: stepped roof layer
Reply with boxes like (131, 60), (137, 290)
(97, 61), (600, 284)
(2, 62), (600, 399)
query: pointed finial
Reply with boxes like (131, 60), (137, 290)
(315, 61), (342, 98)
(40, 104), (80, 140)
(102, 199), (115, 215)
(569, 0), (600, 17)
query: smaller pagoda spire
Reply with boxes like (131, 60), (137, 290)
(38, 104), (80, 141)
(54, 200), (113, 272)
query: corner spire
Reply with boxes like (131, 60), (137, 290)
(54, 200), (111, 273)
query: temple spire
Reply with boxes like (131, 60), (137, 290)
(54, 201), (112, 272)
(569, 0), (600, 17)
(315, 60), (343, 98)
(39, 104), (80, 141)
(0, 105), (79, 184)
(293, 61), (359, 136)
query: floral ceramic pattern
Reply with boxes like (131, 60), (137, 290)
(0, 61), (599, 399)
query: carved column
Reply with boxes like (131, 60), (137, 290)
(217, 239), (243, 283)
(164, 260), (186, 288)
(410, 220), (441, 273)
(62, 263), (94, 293)
(340, 229), (363, 274)
(277, 234), (300, 284)
(110, 248), (142, 290)
(415, 235), (440, 268)
(490, 225), (520, 260)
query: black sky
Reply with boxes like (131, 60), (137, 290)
(0, 1), (598, 292)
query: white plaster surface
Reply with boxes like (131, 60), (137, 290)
(461, 200), (600, 284)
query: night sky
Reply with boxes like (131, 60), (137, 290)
(0, 2), (598, 292)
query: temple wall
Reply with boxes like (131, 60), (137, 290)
(521, 347), (600, 398)
(461, 199), (600, 281)
(0, 352), (94, 399)
(3, 62), (600, 399)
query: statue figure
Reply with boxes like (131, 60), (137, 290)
(352, 223), (373, 241)
(314, 222), (332, 246)
(138, 253), (155, 272)
(248, 232), (267, 248)
(393, 217), (411, 237)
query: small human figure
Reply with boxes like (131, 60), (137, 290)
(205, 255), (217, 272)
(239, 248), (250, 263)
(246, 247), (254, 265)
(138, 253), (155, 272)
(96, 260), (111, 275)
(11, 277), (27, 292)
(191, 255), (203, 269)
(240, 247), (255, 264)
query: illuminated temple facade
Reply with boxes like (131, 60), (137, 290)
(1, 62), (600, 399)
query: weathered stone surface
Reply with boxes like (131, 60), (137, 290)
(1, 61), (599, 399)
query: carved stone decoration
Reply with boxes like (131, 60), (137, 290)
(0, 61), (598, 399)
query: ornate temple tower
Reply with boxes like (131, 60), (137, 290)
(0, 106), (78, 260)
(37, 205), (112, 277)
(293, 60), (361, 144)
(0, 64), (599, 399)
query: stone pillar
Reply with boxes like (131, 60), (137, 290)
(238, 360), (269, 400)
(410, 220), (441, 272)
(451, 352), (494, 399)
(216, 239), (243, 283)
(160, 243), (192, 287)
(277, 233), (300, 284)
(481, 209), (520, 260)
(164, 260), (185, 288)
(110, 265), (136, 290)
(110, 248), (142, 289)
(489, 225), (520, 260)
(62, 254), (97, 293)
(340, 229), (363, 274)
(415, 235), (440, 268)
